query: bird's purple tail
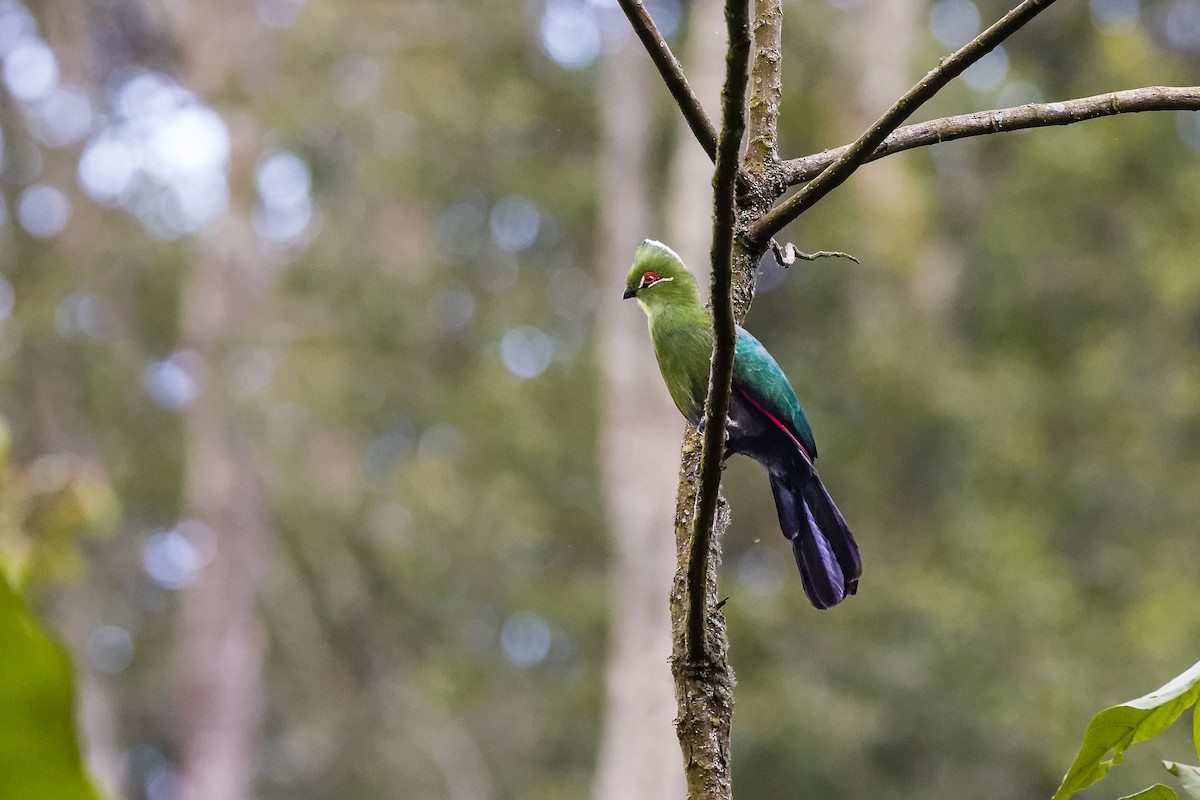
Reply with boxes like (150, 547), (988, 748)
(768, 470), (861, 609)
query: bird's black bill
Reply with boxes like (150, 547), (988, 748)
(622, 288), (638, 299)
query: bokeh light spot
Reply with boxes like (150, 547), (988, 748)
(78, 70), (231, 237)
(253, 198), (313, 245)
(145, 765), (191, 800)
(86, 625), (134, 674)
(3, 38), (58, 101)
(32, 85), (93, 146)
(146, 105), (228, 180)
(501, 326), (555, 378)
(257, 150), (310, 208)
(644, 0), (681, 37)
(961, 46), (1008, 91)
(78, 134), (138, 204)
(736, 545), (786, 597)
(17, 183), (69, 238)
(1090, 0), (1140, 27)
(501, 612), (552, 667)
(253, 149), (316, 250)
(490, 195), (540, 252)
(55, 289), (103, 339)
(143, 356), (197, 410)
(1164, 0), (1200, 49)
(1177, 112), (1200, 151)
(141, 529), (201, 590)
(540, 2), (601, 69)
(929, 0), (981, 48)
(0, 3), (37, 57)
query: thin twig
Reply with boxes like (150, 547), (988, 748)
(778, 85), (1200, 183)
(748, 0), (1059, 246)
(687, 0), (751, 665)
(617, 0), (719, 160)
(772, 240), (859, 266)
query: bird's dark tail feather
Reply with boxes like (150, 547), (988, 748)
(769, 470), (861, 610)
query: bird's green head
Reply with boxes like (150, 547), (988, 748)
(622, 240), (702, 311)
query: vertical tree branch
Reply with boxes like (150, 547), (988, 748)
(617, 0), (719, 160)
(668, 432), (733, 800)
(744, 0), (783, 173)
(687, 0), (750, 665)
(748, 0), (1058, 245)
(665, 3), (750, 798)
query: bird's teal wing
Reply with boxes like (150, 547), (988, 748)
(733, 327), (818, 459)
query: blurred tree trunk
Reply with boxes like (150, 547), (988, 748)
(835, 0), (931, 274)
(593, 1), (724, 794)
(837, 0), (963, 323)
(170, 4), (275, 799)
(592, 31), (686, 800)
(175, 226), (273, 800)
(665, 0), (725, 283)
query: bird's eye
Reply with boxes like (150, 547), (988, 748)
(640, 271), (660, 288)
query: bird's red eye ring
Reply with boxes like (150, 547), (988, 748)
(640, 271), (661, 288)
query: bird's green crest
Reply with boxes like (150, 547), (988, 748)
(623, 240), (702, 310)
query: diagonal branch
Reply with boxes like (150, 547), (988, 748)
(748, 0), (1058, 246)
(778, 86), (1200, 184)
(687, 0), (750, 665)
(617, 0), (719, 160)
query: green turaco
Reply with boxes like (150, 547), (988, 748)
(623, 239), (861, 609)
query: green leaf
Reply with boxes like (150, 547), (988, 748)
(0, 576), (100, 800)
(1164, 761), (1200, 800)
(1121, 785), (1178, 800)
(1052, 660), (1200, 800)
(1194, 706), (1200, 761)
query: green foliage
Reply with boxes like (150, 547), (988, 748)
(1120, 786), (1178, 800)
(0, 418), (119, 589)
(1053, 660), (1200, 800)
(0, 415), (110, 799)
(0, 576), (99, 800)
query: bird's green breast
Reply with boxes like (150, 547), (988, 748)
(645, 306), (819, 458)
(646, 305), (713, 425)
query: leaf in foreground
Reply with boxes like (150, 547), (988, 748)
(0, 576), (100, 800)
(1120, 785), (1178, 800)
(1163, 761), (1200, 800)
(1052, 660), (1200, 800)
(1194, 706), (1200, 761)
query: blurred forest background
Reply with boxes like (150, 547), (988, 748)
(1, 0), (1199, 798)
